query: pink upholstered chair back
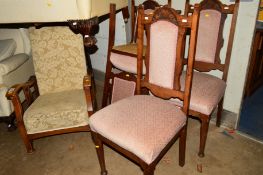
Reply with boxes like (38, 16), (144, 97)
(149, 20), (178, 89)
(195, 9), (221, 63)
(137, 5), (199, 113)
(184, 0), (240, 83)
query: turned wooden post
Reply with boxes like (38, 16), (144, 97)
(68, 17), (99, 111)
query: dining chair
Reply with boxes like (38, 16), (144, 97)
(89, 5), (199, 175)
(101, 0), (164, 107)
(174, 0), (240, 157)
(6, 26), (94, 153)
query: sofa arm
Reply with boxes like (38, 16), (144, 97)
(0, 84), (12, 116)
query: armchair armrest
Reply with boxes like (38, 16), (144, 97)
(83, 73), (94, 116)
(6, 76), (39, 125)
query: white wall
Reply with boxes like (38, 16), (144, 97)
(90, 12), (127, 72)
(91, 0), (259, 116)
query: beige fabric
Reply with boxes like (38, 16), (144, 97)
(0, 53), (29, 76)
(29, 27), (87, 95)
(0, 39), (17, 61)
(24, 89), (88, 134)
(0, 29), (27, 54)
(0, 57), (34, 116)
(0, 0), (128, 23)
(0, 86), (11, 116)
(90, 95), (186, 164)
(171, 71), (226, 115)
(0, 28), (34, 117)
(1, 56), (34, 86)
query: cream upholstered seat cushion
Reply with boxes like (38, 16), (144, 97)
(90, 95), (186, 164)
(171, 71), (226, 115)
(111, 43), (146, 74)
(24, 89), (88, 134)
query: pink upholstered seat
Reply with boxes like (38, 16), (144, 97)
(110, 51), (146, 74)
(90, 95), (186, 164)
(171, 71), (226, 115)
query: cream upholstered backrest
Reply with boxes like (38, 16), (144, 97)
(149, 20), (178, 89)
(195, 9), (222, 63)
(29, 27), (87, 95)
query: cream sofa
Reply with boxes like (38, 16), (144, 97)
(0, 29), (35, 119)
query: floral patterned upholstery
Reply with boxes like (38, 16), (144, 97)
(29, 27), (87, 95)
(90, 95), (186, 164)
(24, 89), (88, 134)
(26, 26), (89, 133)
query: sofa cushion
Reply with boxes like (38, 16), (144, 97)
(0, 53), (29, 76)
(90, 95), (186, 164)
(0, 39), (17, 62)
(24, 89), (89, 134)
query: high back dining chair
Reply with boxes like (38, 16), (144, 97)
(174, 0), (240, 157)
(6, 27), (94, 153)
(89, 5), (199, 175)
(102, 0), (165, 107)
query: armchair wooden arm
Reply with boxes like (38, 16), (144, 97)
(83, 73), (94, 115)
(6, 76), (39, 125)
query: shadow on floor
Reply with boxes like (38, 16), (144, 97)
(238, 85), (263, 141)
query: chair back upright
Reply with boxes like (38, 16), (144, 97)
(137, 5), (199, 114)
(29, 27), (87, 95)
(131, 0), (162, 43)
(185, 0), (240, 82)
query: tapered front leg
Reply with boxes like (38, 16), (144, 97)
(179, 125), (187, 166)
(216, 98), (224, 127)
(91, 132), (108, 175)
(199, 115), (210, 157)
(143, 167), (155, 175)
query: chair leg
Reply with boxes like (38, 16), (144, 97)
(7, 112), (17, 131)
(198, 115), (210, 157)
(18, 126), (34, 153)
(143, 167), (155, 175)
(102, 62), (113, 108)
(92, 132), (108, 175)
(179, 125), (186, 167)
(216, 98), (224, 127)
